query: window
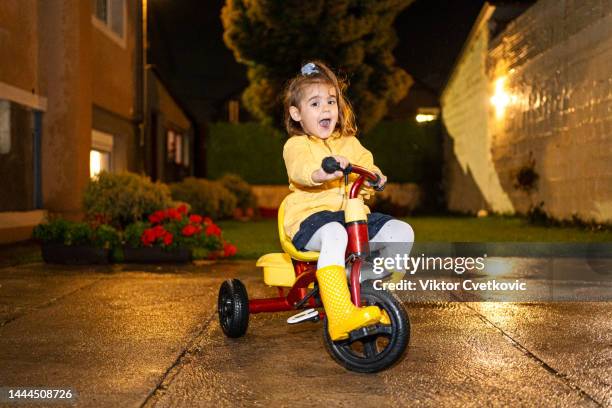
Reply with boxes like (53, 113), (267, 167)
(91, 130), (113, 178)
(166, 129), (190, 166)
(92, 0), (126, 46)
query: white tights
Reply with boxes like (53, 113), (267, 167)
(304, 219), (415, 270)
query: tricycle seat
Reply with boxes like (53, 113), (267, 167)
(277, 197), (319, 262)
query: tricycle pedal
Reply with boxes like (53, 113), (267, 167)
(287, 308), (319, 324)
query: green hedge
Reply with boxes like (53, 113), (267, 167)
(360, 120), (441, 183)
(207, 122), (287, 184)
(206, 120), (441, 184)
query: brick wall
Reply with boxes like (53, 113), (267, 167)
(442, 0), (612, 222)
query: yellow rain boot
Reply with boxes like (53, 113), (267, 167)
(317, 265), (382, 341)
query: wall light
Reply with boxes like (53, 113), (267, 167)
(415, 107), (439, 123)
(490, 77), (511, 118)
(416, 114), (436, 123)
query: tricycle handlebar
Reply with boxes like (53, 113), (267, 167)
(321, 157), (385, 198)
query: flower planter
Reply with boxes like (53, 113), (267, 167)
(41, 243), (110, 265)
(122, 246), (192, 263)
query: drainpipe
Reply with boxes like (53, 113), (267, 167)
(134, 0), (145, 172)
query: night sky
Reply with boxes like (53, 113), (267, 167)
(148, 0), (487, 124)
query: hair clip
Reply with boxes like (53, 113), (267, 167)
(301, 62), (319, 76)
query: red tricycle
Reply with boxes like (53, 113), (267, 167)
(217, 158), (410, 373)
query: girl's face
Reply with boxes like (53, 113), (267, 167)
(289, 82), (338, 139)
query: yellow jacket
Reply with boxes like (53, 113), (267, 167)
(282, 131), (382, 239)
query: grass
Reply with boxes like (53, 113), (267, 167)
(218, 215), (612, 259)
(2, 216), (609, 266)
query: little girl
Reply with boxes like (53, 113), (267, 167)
(282, 61), (414, 341)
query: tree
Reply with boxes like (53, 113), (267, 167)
(222, 0), (414, 133)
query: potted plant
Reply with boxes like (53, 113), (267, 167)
(33, 220), (119, 264)
(122, 204), (237, 263)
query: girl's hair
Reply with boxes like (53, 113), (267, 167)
(283, 60), (357, 137)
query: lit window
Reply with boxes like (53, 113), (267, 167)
(167, 130), (176, 162)
(91, 130), (113, 178)
(90, 150), (111, 178)
(174, 133), (182, 165)
(166, 129), (189, 166)
(92, 0), (126, 43)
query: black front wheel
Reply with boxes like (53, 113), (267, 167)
(218, 279), (249, 338)
(323, 282), (410, 373)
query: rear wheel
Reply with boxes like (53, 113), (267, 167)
(218, 279), (249, 338)
(323, 282), (410, 373)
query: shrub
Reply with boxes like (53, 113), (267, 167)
(218, 173), (258, 210)
(124, 221), (150, 248)
(32, 219), (71, 244)
(93, 224), (121, 250)
(83, 171), (173, 228)
(32, 219), (120, 248)
(170, 178), (237, 220)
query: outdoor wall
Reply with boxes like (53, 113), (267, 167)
(91, 2), (137, 119)
(441, 5), (513, 214)
(39, 0), (92, 219)
(442, 0), (612, 223)
(0, 1), (40, 95)
(146, 70), (192, 182)
(151, 74), (190, 130)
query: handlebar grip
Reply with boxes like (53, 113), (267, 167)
(322, 157), (341, 174)
(369, 173), (385, 191)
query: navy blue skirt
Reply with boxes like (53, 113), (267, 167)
(291, 210), (394, 251)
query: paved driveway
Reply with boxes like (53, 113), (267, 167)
(0, 261), (610, 407)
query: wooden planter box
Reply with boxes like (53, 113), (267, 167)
(41, 243), (110, 265)
(122, 246), (192, 263)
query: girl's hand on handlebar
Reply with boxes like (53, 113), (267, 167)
(312, 155), (349, 183)
(367, 171), (387, 190)
(375, 172), (387, 188)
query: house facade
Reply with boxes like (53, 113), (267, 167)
(0, 0), (193, 244)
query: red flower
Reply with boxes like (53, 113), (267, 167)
(182, 224), (198, 237)
(189, 214), (203, 224)
(177, 204), (189, 215)
(205, 223), (221, 237)
(152, 225), (166, 238)
(166, 208), (182, 221)
(141, 229), (156, 246)
(163, 232), (173, 246)
(203, 217), (213, 226)
(148, 210), (166, 224)
(223, 243), (237, 257)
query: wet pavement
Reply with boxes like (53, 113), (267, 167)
(0, 261), (610, 407)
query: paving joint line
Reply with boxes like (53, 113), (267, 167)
(460, 301), (603, 407)
(140, 313), (216, 408)
(0, 278), (105, 328)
